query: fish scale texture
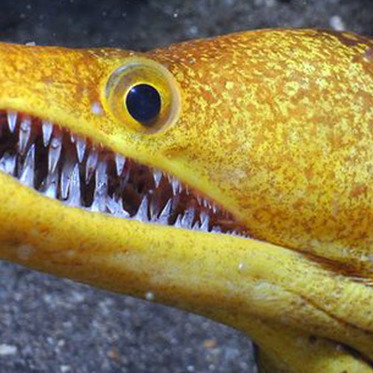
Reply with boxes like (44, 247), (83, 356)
(0, 0), (372, 372)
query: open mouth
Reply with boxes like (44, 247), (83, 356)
(0, 109), (246, 236)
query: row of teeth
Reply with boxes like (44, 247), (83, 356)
(0, 111), (243, 236)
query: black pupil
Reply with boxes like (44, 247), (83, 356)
(126, 84), (161, 124)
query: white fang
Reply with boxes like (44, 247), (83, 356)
(7, 112), (17, 133)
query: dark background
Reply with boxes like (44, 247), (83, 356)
(0, 1), (372, 372)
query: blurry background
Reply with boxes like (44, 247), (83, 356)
(0, 0), (372, 372)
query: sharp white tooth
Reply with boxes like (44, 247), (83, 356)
(60, 157), (76, 200)
(149, 199), (159, 221)
(106, 197), (129, 217)
(66, 164), (81, 206)
(70, 134), (77, 143)
(180, 208), (195, 229)
(90, 160), (107, 212)
(96, 160), (107, 188)
(42, 121), (53, 146)
(85, 147), (98, 183)
(200, 212), (210, 231)
(174, 214), (182, 227)
(48, 131), (62, 174)
(7, 111), (17, 133)
(18, 118), (32, 156)
(19, 144), (35, 187)
(171, 178), (180, 195)
(212, 204), (217, 214)
(192, 220), (201, 230)
(211, 226), (222, 233)
(76, 137), (86, 163)
(196, 195), (202, 205)
(153, 170), (162, 188)
(134, 196), (149, 222)
(115, 154), (126, 175)
(106, 197), (120, 215)
(43, 169), (58, 199)
(0, 153), (16, 175)
(158, 199), (172, 224)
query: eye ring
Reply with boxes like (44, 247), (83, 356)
(105, 57), (181, 134)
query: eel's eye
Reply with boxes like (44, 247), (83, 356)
(105, 57), (181, 134)
(126, 84), (161, 124)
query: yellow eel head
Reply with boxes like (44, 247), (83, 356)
(1, 29), (373, 372)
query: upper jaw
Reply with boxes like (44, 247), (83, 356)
(0, 42), (250, 239)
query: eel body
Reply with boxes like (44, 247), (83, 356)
(0, 29), (373, 372)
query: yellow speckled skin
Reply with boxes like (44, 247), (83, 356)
(0, 29), (373, 372)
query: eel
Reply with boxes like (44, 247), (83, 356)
(0, 28), (372, 372)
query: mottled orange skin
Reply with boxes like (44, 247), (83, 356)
(0, 29), (373, 372)
(150, 30), (373, 273)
